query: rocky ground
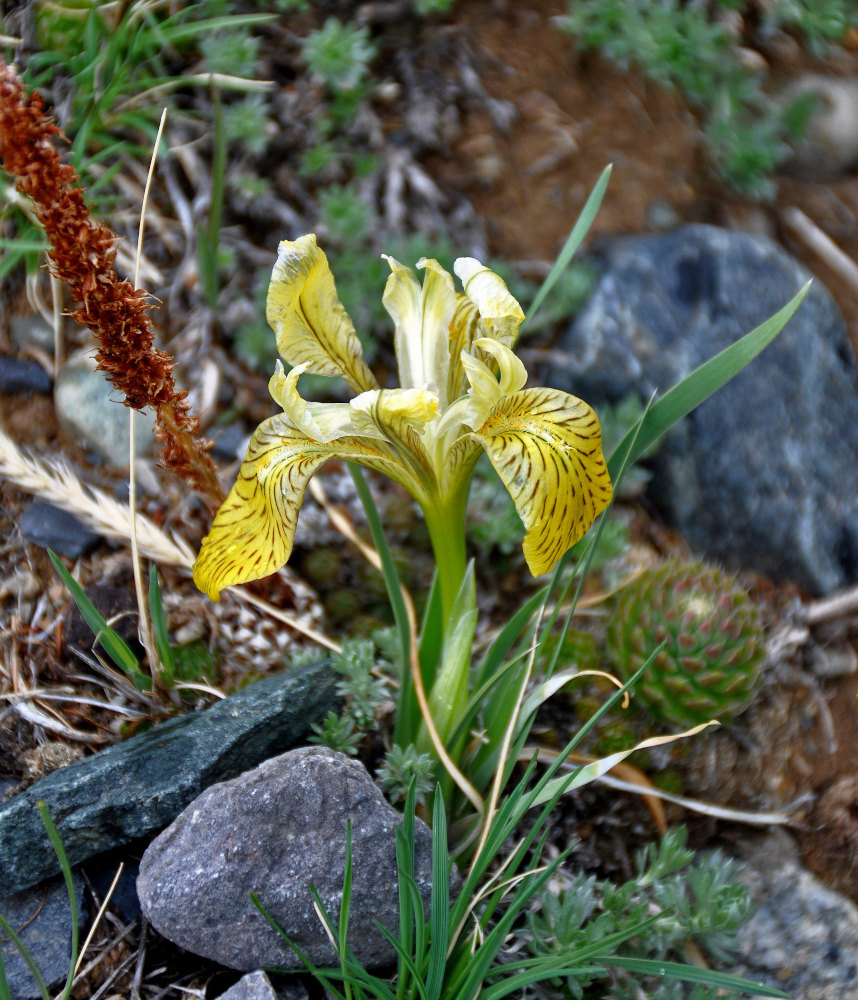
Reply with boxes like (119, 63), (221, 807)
(3, 0), (858, 997)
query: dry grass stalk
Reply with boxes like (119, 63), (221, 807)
(0, 59), (224, 512)
(0, 426), (194, 568)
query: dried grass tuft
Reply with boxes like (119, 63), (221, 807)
(0, 427), (194, 568)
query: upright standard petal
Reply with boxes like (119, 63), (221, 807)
(266, 235), (378, 395)
(382, 255), (456, 400)
(471, 388), (613, 576)
(193, 414), (408, 600)
(454, 258), (525, 347)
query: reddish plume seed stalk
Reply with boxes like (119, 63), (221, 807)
(0, 60), (224, 512)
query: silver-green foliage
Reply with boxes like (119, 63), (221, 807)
(559, 0), (855, 198)
(526, 827), (752, 1000)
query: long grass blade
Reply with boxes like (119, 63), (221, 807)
(425, 792), (449, 1000)
(37, 802), (77, 1000)
(607, 282), (810, 480)
(47, 550), (151, 691)
(349, 466), (412, 705)
(603, 956), (790, 997)
(525, 164), (612, 327)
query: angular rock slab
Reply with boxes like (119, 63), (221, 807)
(557, 224), (858, 594)
(219, 970), (281, 1000)
(728, 829), (858, 1000)
(0, 661), (337, 894)
(0, 871), (84, 1000)
(138, 747), (443, 971)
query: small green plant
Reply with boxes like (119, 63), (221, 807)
(606, 557), (766, 727)
(252, 763), (785, 1000)
(559, 0), (854, 197)
(302, 18), (377, 93)
(0, 1), (273, 275)
(526, 826), (753, 1000)
(48, 551), (216, 694)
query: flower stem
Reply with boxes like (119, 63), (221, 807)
(422, 485), (469, 631)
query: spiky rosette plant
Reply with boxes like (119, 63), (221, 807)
(606, 557), (765, 726)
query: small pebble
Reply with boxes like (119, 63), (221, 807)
(18, 499), (102, 559)
(0, 356), (52, 394)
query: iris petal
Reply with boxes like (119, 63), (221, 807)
(266, 235), (378, 394)
(193, 414), (410, 600)
(454, 257), (525, 347)
(472, 388), (613, 576)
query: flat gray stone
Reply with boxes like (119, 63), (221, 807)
(220, 970), (280, 1000)
(0, 661), (337, 894)
(54, 350), (156, 468)
(19, 499), (102, 559)
(556, 225), (858, 595)
(138, 747), (451, 971)
(0, 871), (85, 1000)
(728, 829), (858, 999)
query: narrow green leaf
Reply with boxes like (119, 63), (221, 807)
(0, 946), (10, 1000)
(0, 915), (50, 1000)
(525, 164), (612, 328)
(349, 465), (413, 717)
(37, 802), (77, 1000)
(603, 956), (790, 997)
(426, 791), (449, 1000)
(148, 568), (175, 685)
(47, 550), (151, 691)
(607, 282), (810, 480)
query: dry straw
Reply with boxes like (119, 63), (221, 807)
(0, 426), (194, 568)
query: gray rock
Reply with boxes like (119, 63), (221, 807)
(728, 829), (858, 1000)
(10, 314), (55, 354)
(0, 356), (52, 394)
(138, 747), (449, 972)
(220, 970), (280, 1000)
(557, 225), (858, 594)
(0, 870), (85, 1000)
(19, 499), (103, 559)
(0, 661), (338, 894)
(780, 74), (858, 180)
(53, 349), (156, 468)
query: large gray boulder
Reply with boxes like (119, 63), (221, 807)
(555, 224), (858, 594)
(0, 661), (337, 894)
(137, 746), (449, 971)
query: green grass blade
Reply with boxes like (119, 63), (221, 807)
(607, 282), (810, 480)
(524, 164), (612, 328)
(425, 791), (449, 1000)
(0, 946), (10, 1000)
(603, 956), (790, 997)
(349, 465), (413, 721)
(148, 568), (175, 686)
(47, 550), (151, 691)
(37, 803), (77, 1000)
(0, 914), (50, 1000)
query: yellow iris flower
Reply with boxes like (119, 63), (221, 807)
(193, 234), (612, 602)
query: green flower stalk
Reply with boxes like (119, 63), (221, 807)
(193, 235), (612, 746)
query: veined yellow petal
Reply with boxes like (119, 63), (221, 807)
(269, 360), (356, 442)
(193, 414), (410, 600)
(473, 338), (527, 394)
(454, 257), (525, 347)
(266, 234), (378, 395)
(460, 340), (527, 432)
(351, 387), (438, 491)
(447, 294), (480, 401)
(472, 388), (612, 576)
(382, 255), (456, 401)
